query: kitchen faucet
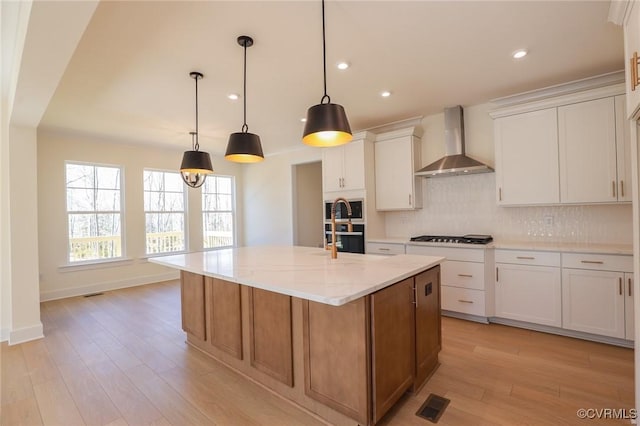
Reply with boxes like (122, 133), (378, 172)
(327, 197), (353, 259)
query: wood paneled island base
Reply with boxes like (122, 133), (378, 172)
(180, 267), (441, 426)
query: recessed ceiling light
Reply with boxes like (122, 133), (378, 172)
(512, 49), (528, 59)
(381, 91), (392, 98)
(300, 118), (307, 122)
(336, 62), (349, 70)
(228, 93), (239, 100)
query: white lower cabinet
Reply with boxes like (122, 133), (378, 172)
(407, 244), (493, 320)
(562, 269), (626, 339)
(561, 253), (634, 341)
(495, 263), (562, 327)
(625, 273), (634, 340)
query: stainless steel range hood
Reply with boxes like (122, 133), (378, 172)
(415, 106), (493, 177)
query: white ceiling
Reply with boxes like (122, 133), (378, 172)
(40, 0), (624, 157)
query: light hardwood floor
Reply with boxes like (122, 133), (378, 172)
(1, 280), (634, 425)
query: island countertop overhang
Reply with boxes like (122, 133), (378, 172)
(149, 245), (444, 306)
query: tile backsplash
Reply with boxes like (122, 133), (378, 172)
(384, 173), (633, 245)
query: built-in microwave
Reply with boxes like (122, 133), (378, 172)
(324, 199), (364, 221)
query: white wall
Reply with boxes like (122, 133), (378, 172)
(37, 129), (243, 301)
(243, 147), (321, 246)
(293, 161), (323, 248)
(385, 103), (633, 244)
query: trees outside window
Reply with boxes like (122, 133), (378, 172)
(66, 163), (123, 262)
(202, 175), (235, 249)
(144, 170), (186, 254)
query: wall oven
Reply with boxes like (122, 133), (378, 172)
(324, 199), (364, 221)
(324, 223), (365, 254)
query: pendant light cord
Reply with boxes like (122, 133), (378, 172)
(242, 40), (248, 133)
(194, 74), (200, 151)
(321, 0), (330, 104)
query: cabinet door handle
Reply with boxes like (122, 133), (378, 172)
(496, 267), (499, 282)
(409, 194), (412, 206)
(631, 51), (640, 91)
(498, 187), (502, 201)
(413, 285), (418, 307)
(581, 260), (604, 264)
(619, 277), (623, 296)
(458, 274), (473, 278)
(629, 278), (633, 297)
(620, 180), (624, 198)
(612, 181), (616, 198)
(516, 256), (535, 260)
(458, 299), (474, 304)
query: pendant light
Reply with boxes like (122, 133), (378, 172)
(225, 35), (264, 163)
(302, 0), (352, 147)
(180, 71), (213, 188)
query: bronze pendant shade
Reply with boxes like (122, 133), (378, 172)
(302, 102), (352, 147)
(302, 0), (352, 147)
(181, 72), (213, 188)
(225, 35), (264, 163)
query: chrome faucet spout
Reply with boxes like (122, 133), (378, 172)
(329, 197), (352, 259)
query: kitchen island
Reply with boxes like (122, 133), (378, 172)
(150, 246), (444, 425)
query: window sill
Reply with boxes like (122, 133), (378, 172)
(58, 257), (135, 272)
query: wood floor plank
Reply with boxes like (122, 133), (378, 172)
(32, 379), (85, 426)
(0, 396), (43, 426)
(88, 359), (164, 426)
(1, 343), (35, 405)
(20, 340), (61, 387)
(123, 364), (214, 426)
(56, 361), (121, 426)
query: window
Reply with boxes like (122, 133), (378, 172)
(202, 175), (235, 248)
(144, 170), (186, 254)
(66, 162), (123, 262)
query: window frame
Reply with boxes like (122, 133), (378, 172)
(202, 174), (236, 250)
(143, 168), (188, 256)
(64, 160), (125, 264)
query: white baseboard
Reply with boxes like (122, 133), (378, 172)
(0, 327), (9, 342)
(39, 271), (180, 302)
(9, 322), (44, 345)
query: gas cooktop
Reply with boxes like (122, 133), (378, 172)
(410, 234), (493, 245)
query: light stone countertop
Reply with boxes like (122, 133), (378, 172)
(149, 245), (444, 306)
(367, 237), (631, 255)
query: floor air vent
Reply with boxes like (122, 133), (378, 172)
(416, 393), (450, 423)
(83, 292), (104, 297)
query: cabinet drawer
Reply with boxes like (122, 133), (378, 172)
(495, 249), (560, 267)
(441, 261), (485, 290)
(367, 242), (405, 255)
(406, 245), (484, 262)
(562, 253), (633, 272)
(441, 286), (486, 316)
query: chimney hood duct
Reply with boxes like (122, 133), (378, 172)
(415, 105), (493, 177)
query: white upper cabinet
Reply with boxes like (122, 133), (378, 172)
(374, 127), (422, 210)
(615, 95), (632, 202)
(322, 132), (373, 194)
(624, 0), (640, 119)
(558, 97), (617, 203)
(490, 75), (627, 206)
(494, 108), (559, 205)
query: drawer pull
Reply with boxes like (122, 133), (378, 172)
(631, 51), (640, 91)
(458, 299), (474, 304)
(458, 274), (473, 278)
(581, 260), (604, 264)
(516, 256), (535, 260)
(378, 248), (390, 251)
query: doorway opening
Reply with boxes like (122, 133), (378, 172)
(292, 161), (323, 248)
